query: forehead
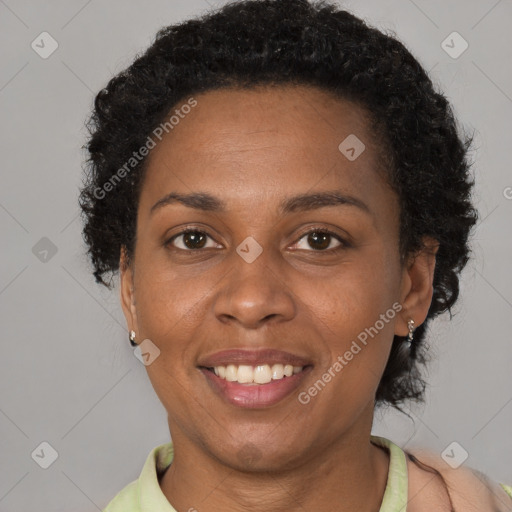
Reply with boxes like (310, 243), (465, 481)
(139, 85), (392, 216)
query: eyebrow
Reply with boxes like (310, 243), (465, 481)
(150, 190), (371, 216)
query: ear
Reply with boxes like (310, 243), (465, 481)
(120, 245), (139, 335)
(395, 236), (439, 337)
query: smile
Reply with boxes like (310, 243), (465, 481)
(197, 349), (314, 408)
(208, 363), (304, 384)
(200, 366), (312, 408)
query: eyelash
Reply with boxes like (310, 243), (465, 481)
(165, 226), (350, 254)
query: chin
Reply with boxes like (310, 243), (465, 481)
(210, 437), (308, 474)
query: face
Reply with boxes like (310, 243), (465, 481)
(120, 85), (434, 471)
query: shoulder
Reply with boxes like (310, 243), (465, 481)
(404, 446), (512, 511)
(102, 480), (139, 512)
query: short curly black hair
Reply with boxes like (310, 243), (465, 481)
(79, 0), (478, 411)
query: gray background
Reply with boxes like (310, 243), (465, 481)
(0, 0), (511, 510)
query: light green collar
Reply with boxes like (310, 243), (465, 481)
(106, 435), (409, 511)
(139, 435), (408, 511)
(371, 435), (409, 511)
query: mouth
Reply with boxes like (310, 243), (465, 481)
(197, 349), (314, 408)
(203, 362), (308, 383)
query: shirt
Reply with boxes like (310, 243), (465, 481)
(103, 435), (512, 511)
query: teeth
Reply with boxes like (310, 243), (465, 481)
(271, 364), (284, 380)
(209, 363), (304, 384)
(237, 365), (253, 383)
(254, 364), (272, 384)
(225, 364), (238, 382)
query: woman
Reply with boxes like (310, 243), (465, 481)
(79, 0), (512, 510)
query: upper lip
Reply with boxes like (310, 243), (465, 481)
(197, 349), (313, 368)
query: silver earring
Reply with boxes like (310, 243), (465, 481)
(407, 319), (415, 347)
(129, 330), (137, 347)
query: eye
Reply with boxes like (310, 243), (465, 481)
(166, 229), (219, 251)
(165, 227), (349, 253)
(293, 228), (347, 252)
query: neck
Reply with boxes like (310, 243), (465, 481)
(160, 411), (389, 511)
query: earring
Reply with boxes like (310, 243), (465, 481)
(129, 330), (137, 347)
(407, 319), (415, 347)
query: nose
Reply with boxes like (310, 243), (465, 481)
(213, 249), (297, 329)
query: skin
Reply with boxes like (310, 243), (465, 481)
(405, 448), (512, 511)
(120, 85), (440, 511)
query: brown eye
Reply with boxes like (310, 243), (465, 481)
(167, 230), (216, 250)
(307, 232), (331, 250)
(294, 229), (346, 252)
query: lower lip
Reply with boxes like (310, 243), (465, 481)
(200, 367), (312, 408)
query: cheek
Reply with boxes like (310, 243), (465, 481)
(133, 270), (207, 407)
(306, 254), (400, 328)
(132, 269), (211, 388)
(298, 250), (401, 373)
(134, 256), (205, 326)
